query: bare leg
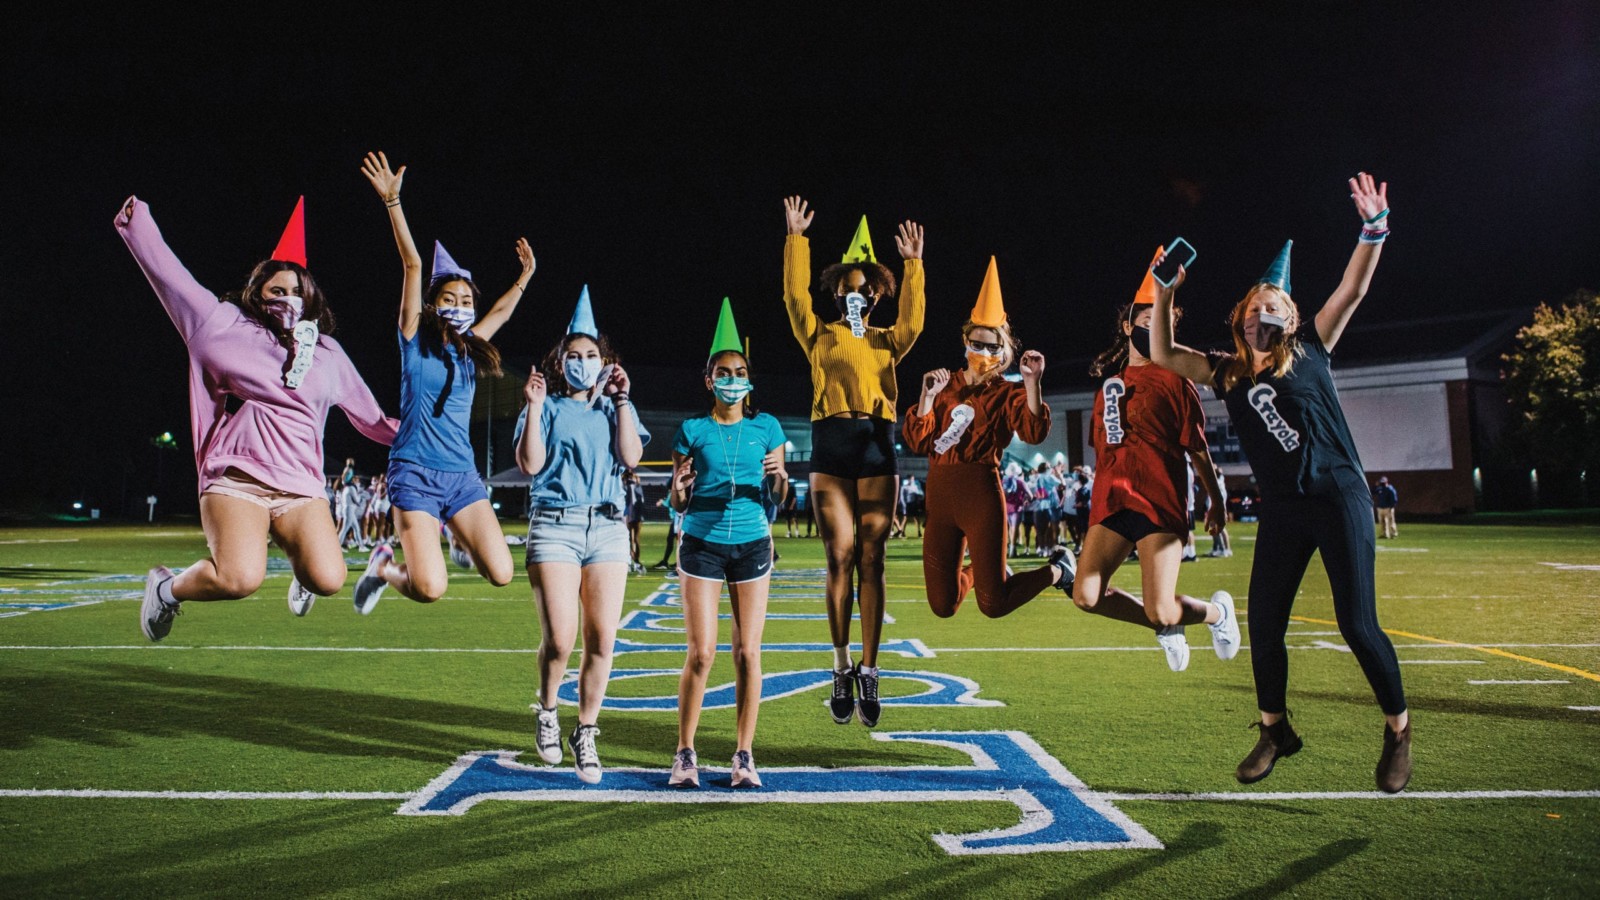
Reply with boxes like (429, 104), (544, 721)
(167, 494), (271, 601)
(728, 575), (770, 751)
(575, 561), (628, 726)
(271, 500), (348, 596)
(676, 572), (722, 751)
(1134, 532), (1219, 628)
(448, 500), (515, 587)
(382, 509), (450, 602)
(810, 473), (859, 653)
(529, 563), (582, 709)
(852, 474), (897, 667)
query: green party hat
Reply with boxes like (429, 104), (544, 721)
(709, 297), (743, 357)
(841, 215), (876, 264)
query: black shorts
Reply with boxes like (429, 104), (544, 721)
(678, 534), (773, 583)
(1098, 509), (1175, 544)
(809, 417), (897, 479)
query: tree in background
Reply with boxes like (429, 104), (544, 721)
(1501, 289), (1600, 504)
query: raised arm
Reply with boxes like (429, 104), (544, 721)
(114, 196), (221, 343)
(473, 238), (535, 342)
(889, 220), (926, 358)
(514, 368), (548, 475)
(1012, 350), (1051, 443)
(1315, 172), (1389, 352)
(1148, 266), (1217, 384)
(782, 196), (819, 352)
(360, 152), (424, 339)
(605, 366), (645, 468)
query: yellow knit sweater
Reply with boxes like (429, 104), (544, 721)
(784, 234), (925, 421)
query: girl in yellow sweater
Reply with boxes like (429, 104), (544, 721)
(782, 196), (925, 728)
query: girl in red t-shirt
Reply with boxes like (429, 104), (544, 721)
(1073, 257), (1240, 673)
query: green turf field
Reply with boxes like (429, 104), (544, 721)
(2, 514), (1597, 898)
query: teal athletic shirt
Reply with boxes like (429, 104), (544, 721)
(673, 412), (787, 545)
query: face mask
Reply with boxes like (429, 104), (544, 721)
(437, 306), (475, 333)
(1243, 313), (1288, 352)
(712, 376), (752, 405)
(564, 356), (603, 389)
(267, 296), (304, 329)
(837, 292), (872, 337)
(966, 347), (1005, 377)
(1128, 325), (1152, 359)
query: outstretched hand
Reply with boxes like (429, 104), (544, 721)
(671, 458), (696, 495)
(1153, 258), (1187, 305)
(1349, 171), (1388, 223)
(895, 221), (925, 260)
(523, 368), (547, 406)
(360, 151), (406, 202)
(515, 238), (536, 279)
(784, 196), (814, 235)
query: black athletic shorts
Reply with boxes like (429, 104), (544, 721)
(678, 534), (773, 583)
(809, 416), (897, 479)
(1098, 509), (1175, 544)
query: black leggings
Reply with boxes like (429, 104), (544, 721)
(1248, 488), (1406, 716)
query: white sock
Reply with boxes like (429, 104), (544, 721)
(857, 664), (878, 676)
(833, 646), (853, 672)
(156, 576), (179, 606)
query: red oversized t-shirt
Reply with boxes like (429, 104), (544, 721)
(1089, 362), (1208, 535)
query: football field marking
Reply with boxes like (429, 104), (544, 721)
(1469, 680), (1569, 685)
(1567, 706), (1600, 712)
(1291, 615), (1600, 683)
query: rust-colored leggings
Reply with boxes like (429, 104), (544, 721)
(923, 464), (1056, 618)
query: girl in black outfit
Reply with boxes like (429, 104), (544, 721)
(1149, 172), (1410, 793)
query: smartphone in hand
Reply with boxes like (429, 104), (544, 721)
(1151, 238), (1197, 288)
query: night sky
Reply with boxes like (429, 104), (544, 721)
(4, 6), (1597, 515)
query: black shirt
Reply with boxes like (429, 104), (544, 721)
(1209, 323), (1366, 501)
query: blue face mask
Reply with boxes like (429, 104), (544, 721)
(564, 357), (603, 389)
(437, 306), (475, 333)
(713, 376), (752, 405)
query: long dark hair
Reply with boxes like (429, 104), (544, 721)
(706, 350), (759, 418)
(1089, 302), (1184, 378)
(421, 276), (504, 378)
(541, 332), (620, 395)
(226, 259), (335, 349)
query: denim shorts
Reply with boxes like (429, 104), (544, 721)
(525, 505), (631, 567)
(678, 534), (773, 584)
(387, 460), (489, 521)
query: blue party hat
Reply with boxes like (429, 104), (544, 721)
(431, 241), (472, 282)
(1259, 240), (1292, 294)
(568, 285), (598, 338)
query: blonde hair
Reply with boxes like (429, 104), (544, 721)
(1216, 286), (1303, 393)
(961, 319), (1019, 376)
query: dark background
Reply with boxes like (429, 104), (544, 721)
(3, 5), (1597, 517)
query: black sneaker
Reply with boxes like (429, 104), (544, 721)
(855, 665), (881, 728)
(1048, 545), (1076, 593)
(829, 668), (854, 724)
(568, 724), (602, 784)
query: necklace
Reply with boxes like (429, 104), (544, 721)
(716, 415), (747, 502)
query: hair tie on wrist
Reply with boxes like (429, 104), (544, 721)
(1363, 208), (1389, 225)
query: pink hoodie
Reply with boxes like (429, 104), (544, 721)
(116, 197), (398, 498)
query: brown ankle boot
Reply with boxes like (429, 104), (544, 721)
(1376, 722), (1412, 793)
(1236, 717), (1303, 784)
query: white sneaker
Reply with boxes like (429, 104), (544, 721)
(730, 749), (762, 788)
(533, 705), (562, 764)
(287, 577), (316, 617)
(353, 544), (393, 615)
(449, 543), (473, 571)
(1156, 625), (1191, 672)
(140, 566), (179, 642)
(668, 748), (699, 788)
(569, 724), (602, 784)
(1208, 591), (1241, 661)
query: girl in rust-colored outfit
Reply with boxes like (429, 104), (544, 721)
(903, 258), (1072, 618)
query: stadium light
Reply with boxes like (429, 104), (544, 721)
(72, 502), (83, 510)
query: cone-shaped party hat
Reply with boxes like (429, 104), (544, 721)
(970, 257), (1006, 328)
(270, 196), (307, 267)
(841, 215), (876, 264)
(431, 241), (472, 282)
(709, 297), (743, 358)
(568, 285), (598, 338)
(1130, 245), (1166, 314)
(1259, 240), (1293, 294)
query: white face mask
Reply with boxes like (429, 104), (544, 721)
(268, 296), (304, 329)
(438, 306), (475, 333)
(564, 356), (604, 390)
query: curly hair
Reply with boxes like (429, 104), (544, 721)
(541, 332), (620, 395)
(817, 262), (898, 303)
(1089, 302), (1184, 378)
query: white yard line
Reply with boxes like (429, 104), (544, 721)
(1469, 680), (1569, 685)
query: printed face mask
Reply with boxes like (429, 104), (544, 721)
(712, 376), (753, 405)
(837, 292), (872, 337)
(267, 296), (304, 329)
(1242, 313), (1287, 352)
(1128, 325), (1152, 359)
(564, 356), (604, 389)
(438, 306), (475, 333)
